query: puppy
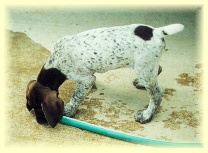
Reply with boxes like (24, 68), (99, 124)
(26, 24), (184, 127)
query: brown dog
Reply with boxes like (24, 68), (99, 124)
(26, 80), (64, 128)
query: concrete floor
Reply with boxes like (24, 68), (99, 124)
(6, 6), (203, 147)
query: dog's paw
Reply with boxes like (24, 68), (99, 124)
(63, 105), (77, 118)
(134, 109), (153, 124)
(63, 111), (76, 118)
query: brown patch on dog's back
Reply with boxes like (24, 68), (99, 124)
(134, 26), (153, 41)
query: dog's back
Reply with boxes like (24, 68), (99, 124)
(44, 24), (184, 77)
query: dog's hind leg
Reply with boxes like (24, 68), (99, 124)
(134, 80), (163, 123)
(133, 65), (162, 90)
(64, 75), (96, 117)
(134, 59), (163, 123)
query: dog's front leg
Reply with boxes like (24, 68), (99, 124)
(64, 75), (96, 117)
(135, 81), (163, 123)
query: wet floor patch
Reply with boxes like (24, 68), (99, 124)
(163, 110), (200, 130)
(195, 64), (202, 69)
(175, 73), (201, 89)
(175, 64), (202, 91)
(163, 88), (176, 101)
(75, 97), (145, 133)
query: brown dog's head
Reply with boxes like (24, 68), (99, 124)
(26, 80), (64, 128)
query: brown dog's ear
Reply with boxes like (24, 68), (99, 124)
(26, 80), (36, 111)
(26, 80), (36, 96)
(41, 92), (64, 128)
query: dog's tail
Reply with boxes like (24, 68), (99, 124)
(154, 24), (184, 38)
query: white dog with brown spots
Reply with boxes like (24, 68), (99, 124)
(26, 23), (184, 128)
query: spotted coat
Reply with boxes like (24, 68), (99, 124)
(45, 24), (163, 80)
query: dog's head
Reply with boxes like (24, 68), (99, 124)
(26, 80), (64, 128)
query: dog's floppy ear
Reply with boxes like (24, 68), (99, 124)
(26, 80), (36, 96)
(26, 80), (36, 111)
(41, 91), (64, 128)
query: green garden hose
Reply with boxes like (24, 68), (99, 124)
(61, 116), (202, 147)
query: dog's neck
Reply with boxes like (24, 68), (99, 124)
(37, 67), (66, 91)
